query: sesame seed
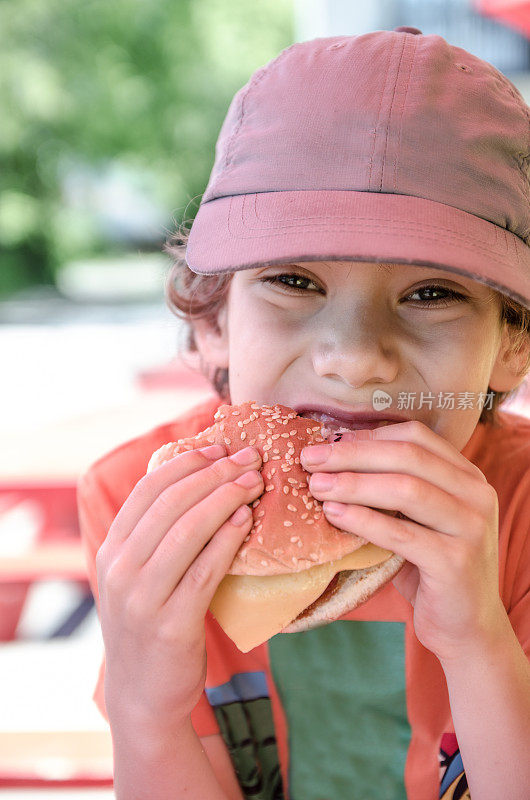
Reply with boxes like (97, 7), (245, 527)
(291, 556), (298, 565)
(224, 437), (231, 445)
(284, 520), (293, 527)
(281, 432), (290, 438)
(306, 519), (314, 524)
(270, 468), (276, 475)
(237, 421), (244, 427)
(287, 478), (298, 485)
(249, 439), (256, 446)
(290, 536), (300, 543)
(258, 433), (267, 440)
(261, 559), (269, 566)
(272, 433), (280, 440)
(232, 410), (241, 415)
(265, 484), (274, 492)
(252, 499), (261, 508)
(272, 448), (280, 454)
(281, 465), (292, 472)
(263, 453), (269, 463)
(244, 535), (250, 542)
(301, 513), (308, 520)
(283, 486), (290, 495)
(271, 456), (281, 460)
(287, 504), (297, 512)
(290, 430), (297, 436)
(241, 432), (247, 440)
(257, 510), (265, 518)
(257, 535), (263, 544)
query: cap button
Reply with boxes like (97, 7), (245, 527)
(393, 26), (422, 35)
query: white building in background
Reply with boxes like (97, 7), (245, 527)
(293, 0), (530, 101)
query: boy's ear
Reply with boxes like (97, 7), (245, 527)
(489, 323), (530, 393)
(192, 304), (230, 369)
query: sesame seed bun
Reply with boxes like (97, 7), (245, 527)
(148, 401), (374, 575)
(147, 401), (405, 647)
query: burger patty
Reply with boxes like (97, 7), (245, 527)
(293, 570), (351, 622)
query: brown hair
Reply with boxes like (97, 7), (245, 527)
(164, 227), (530, 428)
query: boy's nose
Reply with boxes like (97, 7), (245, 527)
(311, 340), (400, 388)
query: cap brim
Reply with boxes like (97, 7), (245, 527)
(186, 190), (530, 310)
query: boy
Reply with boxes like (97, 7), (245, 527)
(78, 28), (530, 799)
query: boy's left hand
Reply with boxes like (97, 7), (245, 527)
(300, 421), (507, 665)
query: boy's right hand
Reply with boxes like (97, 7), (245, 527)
(95, 443), (264, 733)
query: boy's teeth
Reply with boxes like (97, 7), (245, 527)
(300, 412), (394, 432)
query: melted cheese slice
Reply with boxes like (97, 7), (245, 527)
(209, 543), (392, 652)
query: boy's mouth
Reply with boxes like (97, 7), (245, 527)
(298, 411), (398, 435)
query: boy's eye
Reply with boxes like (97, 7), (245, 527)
(260, 273), (321, 294)
(260, 273), (466, 307)
(404, 286), (467, 307)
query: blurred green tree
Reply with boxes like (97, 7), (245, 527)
(0, 0), (293, 296)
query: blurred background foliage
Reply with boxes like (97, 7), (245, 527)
(0, 0), (293, 297)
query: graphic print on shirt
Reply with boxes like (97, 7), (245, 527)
(439, 733), (470, 799)
(205, 671), (284, 800)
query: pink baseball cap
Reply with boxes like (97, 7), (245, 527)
(186, 28), (530, 310)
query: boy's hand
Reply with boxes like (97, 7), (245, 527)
(95, 444), (264, 732)
(301, 422), (506, 664)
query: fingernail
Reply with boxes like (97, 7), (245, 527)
(202, 444), (226, 459)
(324, 501), (345, 516)
(235, 470), (262, 488)
(301, 444), (331, 465)
(230, 505), (251, 525)
(310, 473), (336, 491)
(231, 446), (259, 465)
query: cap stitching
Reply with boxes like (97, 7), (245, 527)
(223, 71), (265, 172)
(247, 191), (528, 255)
(368, 42), (393, 190)
(223, 43), (298, 172)
(395, 36), (418, 192)
(516, 150), (530, 236)
(380, 34), (407, 192)
(246, 191), (512, 243)
(225, 195), (528, 264)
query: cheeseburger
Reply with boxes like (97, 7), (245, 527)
(147, 401), (405, 652)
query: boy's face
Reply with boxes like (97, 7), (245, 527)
(196, 260), (519, 451)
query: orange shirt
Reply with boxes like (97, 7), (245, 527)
(77, 394), (530, 800)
